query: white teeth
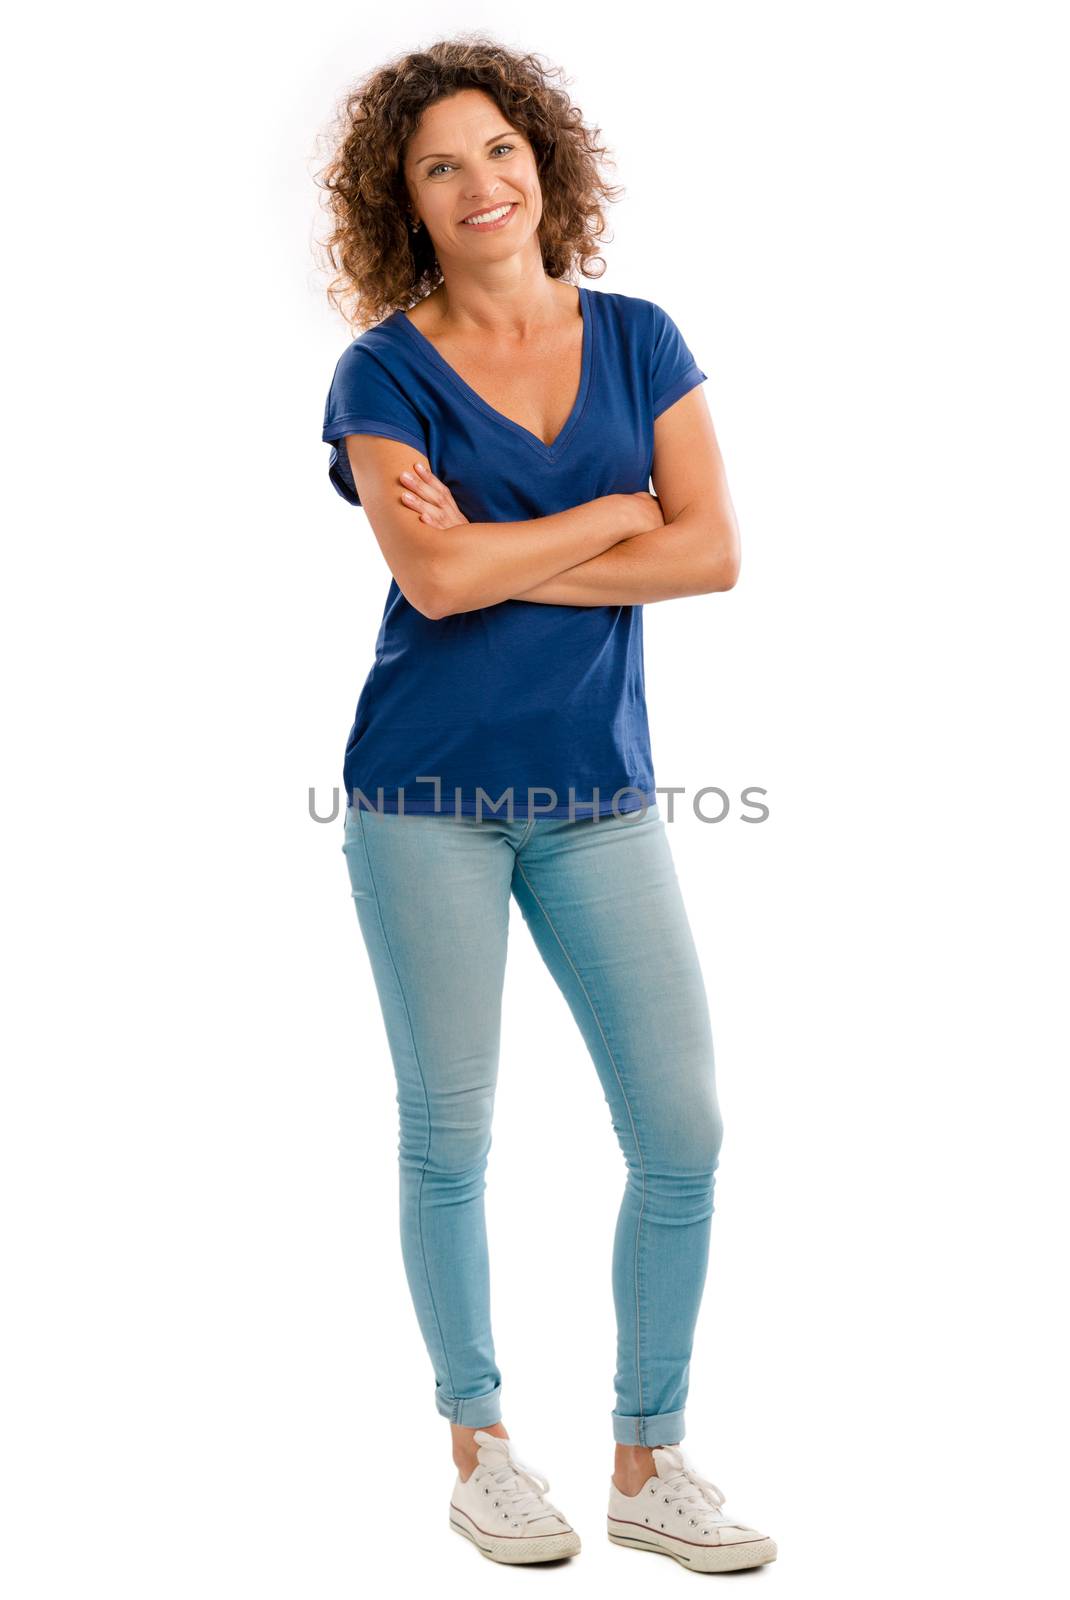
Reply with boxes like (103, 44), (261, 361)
(463, 203), (513, 225)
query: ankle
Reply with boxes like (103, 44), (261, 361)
(613, 1441), (676, 1496)
(452, 1420), (510, 1481)
(612, 1468), (653, 1495)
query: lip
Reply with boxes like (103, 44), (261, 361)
(459, 200), (518, 230)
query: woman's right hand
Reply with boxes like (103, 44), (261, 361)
(398, 460), (470, 528)
(623, 490), (666, 535)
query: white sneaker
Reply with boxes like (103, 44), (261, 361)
(449, 1429), (581, 1564)
(608, 1443), (777, 1572)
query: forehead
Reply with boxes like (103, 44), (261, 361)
(410, 88), (516, 149)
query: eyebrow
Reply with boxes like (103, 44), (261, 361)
(412, 131), (518, 168)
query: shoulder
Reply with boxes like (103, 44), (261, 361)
(583, 289), (705, 417)
(327, 315), (406, 382)
(585, 286), (657, 325)
(583, 287), (682, 347)
(324, 315), (418, 411)
(322, 314), (426, 448)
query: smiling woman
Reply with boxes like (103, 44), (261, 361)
(312, 33), (765, 1575)
(315, 43), (624, 328)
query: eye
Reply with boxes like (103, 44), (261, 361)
(427, 144), (516, 178)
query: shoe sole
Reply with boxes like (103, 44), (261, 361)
(450, 1507), (581, 1564)
(608, 1519), (777, 1572)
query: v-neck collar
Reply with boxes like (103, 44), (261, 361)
(392, 285), (594, 462)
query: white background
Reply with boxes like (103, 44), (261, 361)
(4, 2), (1067, 1595)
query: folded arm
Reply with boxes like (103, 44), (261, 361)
(343, 435), (658, 618)
(510, 385), (740, 605)
(342, 384), (738, 615)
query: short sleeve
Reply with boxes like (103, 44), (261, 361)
(649, 300), (708, 419)
(322, 340), (428, 506)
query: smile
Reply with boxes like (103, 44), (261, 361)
(460, 201), (518, 231)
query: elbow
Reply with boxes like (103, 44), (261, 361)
(418, 580), (466, 620)
(406, 556), (464, 620)
(399, 572), (443, 619)
(400, 579), (449, 620)
(409, 580), (445, 620)
(701, 524), (741, 593)
(421, 567), (482, 618)
(713, 554), (740, 591)
(695, 552), (739, 595)
(412, 587), (457, 620)
(671, 509), (740, 595)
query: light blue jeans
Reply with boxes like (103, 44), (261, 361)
(340, 799), (723, 1445)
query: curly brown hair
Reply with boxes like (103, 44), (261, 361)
(312, 33), (624, 332)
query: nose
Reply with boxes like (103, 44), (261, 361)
(462, 164), (508, 205)
(464, 187), (502, 207)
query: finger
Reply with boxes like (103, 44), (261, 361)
(414, 462), (449, 498)
(400, 470), (445, 506)
(401, 479), (445, 509)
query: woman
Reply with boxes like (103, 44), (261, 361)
(316, 37), (775, 1572)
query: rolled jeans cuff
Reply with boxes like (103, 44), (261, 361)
(612, 1407), (686, 1446)
(435, 1381), (503, 1427)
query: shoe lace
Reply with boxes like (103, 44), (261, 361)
(476, 1448), (559, 1525)
(660, 1459), (731, 1533)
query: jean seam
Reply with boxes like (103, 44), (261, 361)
(354, 807), (457, 1400)
(512, 857), (648, 1441)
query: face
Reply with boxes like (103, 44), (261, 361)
(404, 88), (543, 266)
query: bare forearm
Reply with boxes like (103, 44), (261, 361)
(427, 494), (644, 616)
(509, 508), (739, 606)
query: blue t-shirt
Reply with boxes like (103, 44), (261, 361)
(322, 285), (706, 818)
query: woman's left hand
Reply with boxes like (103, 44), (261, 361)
(398, 461), (470, 528)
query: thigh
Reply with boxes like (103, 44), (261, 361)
(509, 805), (719, 1149)
(342, 807), (516, 1143)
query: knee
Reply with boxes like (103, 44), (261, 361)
(677, 1095), (723, 1183)
(657, 1045), (723, 1177)
(632, 1096), (723, 1201)
(399, 1085), (496, 1180)
(706, 1101), (725, 1172)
